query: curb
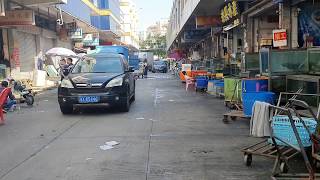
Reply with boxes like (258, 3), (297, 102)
(32, 85), (58, 95)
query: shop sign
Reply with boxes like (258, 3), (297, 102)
(221, 0), (241, 31)
(69, 28), (83, 40)
(0, 10), (35, 26)
(223, 19), (240, 31)
(220, 0), (239, 25)
(182, 29), (210, 43)
(83, 33), (99, 46)
(196, 16), (221, 29)
(75, 42), (84, 48)
(0, 0), (4, 16)
(273, 29), (287, 47)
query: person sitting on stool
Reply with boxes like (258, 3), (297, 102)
(0, 81), (16, 112)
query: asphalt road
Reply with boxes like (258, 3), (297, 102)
(0, 73), (273, 180)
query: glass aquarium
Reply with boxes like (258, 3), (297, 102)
(308, 48), (320, 74)
(269, 49), (308, 74)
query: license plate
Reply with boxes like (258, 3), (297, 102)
(78, 96), (100, 103)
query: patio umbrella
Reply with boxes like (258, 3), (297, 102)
(45, 47), (77, 58)
(77, 53), (87, 58)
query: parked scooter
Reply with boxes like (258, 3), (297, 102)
(11, 80), (34, 106)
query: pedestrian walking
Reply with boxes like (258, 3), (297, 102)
(143, 59), (148, 78)
(37, 50), (44, 70)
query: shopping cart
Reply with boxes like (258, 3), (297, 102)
(242, 99), (320, 179)
(270, 99), (320, 180)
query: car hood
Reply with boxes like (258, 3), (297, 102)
(68, 73), (122, 84)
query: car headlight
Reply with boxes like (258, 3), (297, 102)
(60, 79), (74, 88)
(106, 77), (123, 88)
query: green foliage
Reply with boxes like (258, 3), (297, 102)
(140, 34), (167, 58)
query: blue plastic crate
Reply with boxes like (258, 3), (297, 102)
(196, 76), (208, 89)
(269, 115), (317, 147)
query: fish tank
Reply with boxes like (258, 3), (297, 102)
(260, 49), (308, 75)
(245, 53), (259, 71)
(287, 78), (319, 107)
(308, 48), (320, 74)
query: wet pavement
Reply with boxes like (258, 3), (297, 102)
(0, 73), (274, 180)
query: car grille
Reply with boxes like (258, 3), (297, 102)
(70, 88), (111, 95)
(76, 83), (103, 88)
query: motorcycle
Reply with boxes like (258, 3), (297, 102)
(11, 80), (34, 106)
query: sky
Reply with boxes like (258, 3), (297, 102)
(132, 0), (173, 31)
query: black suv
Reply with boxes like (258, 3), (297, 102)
(58, 53), (135, 114)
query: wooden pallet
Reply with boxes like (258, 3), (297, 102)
(223, 110), (250, 123)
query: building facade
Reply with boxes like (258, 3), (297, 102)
(147, 20), (168, 37)
(63, 0), (123, 46)
(120, 0), (139, 49)
(0, 0), (73, 83)
(88, 0), (122, 36)
(166, 0), (319, 61)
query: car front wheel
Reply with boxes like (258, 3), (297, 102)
(120, 96), (130, 112)
(60, 105), (73, 114)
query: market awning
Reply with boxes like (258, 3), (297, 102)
(242, 0), (278, 18)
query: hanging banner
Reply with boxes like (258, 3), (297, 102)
(0, 10), (35, 26)
(298, 3), (320, 47)
(196, 16), (221, 29)
(273, 29), (287, 47)
(11, 48), (20, 68)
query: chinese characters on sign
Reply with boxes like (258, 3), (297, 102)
(220, 0), (239, 24)
(11, 48), (20, 68)
(273, 29), (287, 47)
(0, 10), (35, 26)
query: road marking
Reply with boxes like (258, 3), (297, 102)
(154, 88), (159, 106)
(145, 120), (154, 180)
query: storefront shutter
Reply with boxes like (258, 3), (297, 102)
(56, 40), (72, 49)
(15, 31), (36, 72)
(41, 37), (54, 53)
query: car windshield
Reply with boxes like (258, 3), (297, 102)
(154, 61), (166, 65)
(72, 57), (123, 74)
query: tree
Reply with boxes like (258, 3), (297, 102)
(140, 34), (167, 58)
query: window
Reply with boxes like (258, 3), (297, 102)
(72, 57), (124, 73)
